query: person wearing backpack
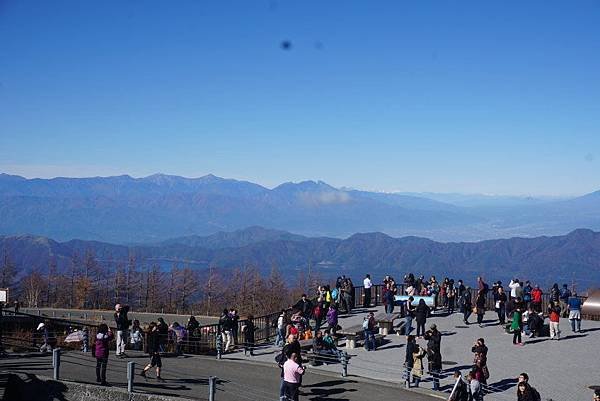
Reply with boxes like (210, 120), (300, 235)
(559, 284), (572, 318)
(363, 312), (376, 351)
(93, 323), (114, 386)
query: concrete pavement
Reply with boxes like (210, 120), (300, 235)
(0, 350), (439, 401)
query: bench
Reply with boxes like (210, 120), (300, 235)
(338, 325), (364, 349)
(374, 312), (402, 335)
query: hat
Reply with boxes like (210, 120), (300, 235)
(430, 324), (437, 330)
(37, 323), (45, 330)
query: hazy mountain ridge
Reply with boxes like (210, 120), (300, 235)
(2, 227), (600, 288)
(1, 173), (600, 243)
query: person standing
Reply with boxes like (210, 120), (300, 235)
(568, 292), (582, 333)
(462, 288), (473, 324)
(447, 281), (456, 314)
(495, 287), (507, 325)
(326, 304), (339, 335)
(412, 343), (426, 387)
(511, 306), (523, 346)
(114, 304), (131, 358)
(384, 283), (395, 314)
(363, 312), (377, 351)
(276, 310), (287, 346)
(471, 338), (489, 385)
(130, 319), (144, 351)
(509, 279), (521, 301)
(93, 323), (114, 386)
(404, 296), (415, 335)
(531, 285), (543, 313)
(467, 370), (484, 401)
(363, 274), (373, 308)
(140, 322), (165, 382)
(559, 284), (572, 318)
(548, 301), (561, 340)
(424, 324), (442, 390)
(283, 352), (305, 401)
(415, 299), (430, 338)
(219, 309), (234, 353)
(475, 290), (486, 327)
(404, 335), (417, 388)
(242, 315), (256, 356)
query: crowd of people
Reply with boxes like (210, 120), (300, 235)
(18, 271), (591, 400)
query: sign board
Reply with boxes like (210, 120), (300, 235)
(394, 295), (435, 307)
(0, 288), (8, 303)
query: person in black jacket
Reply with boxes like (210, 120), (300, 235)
(293, 294), (313, 319)
(424, 324), (442, 390)
(404, 335), (417, 388)
(157, 317), (168, 353)
(475, 290), (486, 327)
(242, 315), (256, 356)
(494, 286), (507, 325)
(114, 304), (131, 358)
(462, 288), (472, 324)
(140, 322), (165, 382)
(415, 299), (430, 337)
(517, 381), (541, 401)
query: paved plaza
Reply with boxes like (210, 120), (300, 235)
(223, 305), (600, 401)
(4, 305), (599, 400)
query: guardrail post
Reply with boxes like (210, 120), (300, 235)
(341, 351), (348, 377)
(52, 348), (61, 380)
(127, 361), (135, 393)
(208, 376), (216, 401)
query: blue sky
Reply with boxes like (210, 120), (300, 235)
(1, 0), (599, 195)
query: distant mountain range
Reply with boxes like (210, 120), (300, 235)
(1, 173), (600, 243)
(2, 227), (600, 288)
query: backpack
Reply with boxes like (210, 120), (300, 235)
(362, 318), (369, 330)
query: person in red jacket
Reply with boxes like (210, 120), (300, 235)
(531, 285), (543, 313)
(548, 301), (561, 340)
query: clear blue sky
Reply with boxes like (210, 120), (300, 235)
(1, 1), (599, 195)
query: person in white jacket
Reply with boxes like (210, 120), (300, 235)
(509, 279), (521, 301)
